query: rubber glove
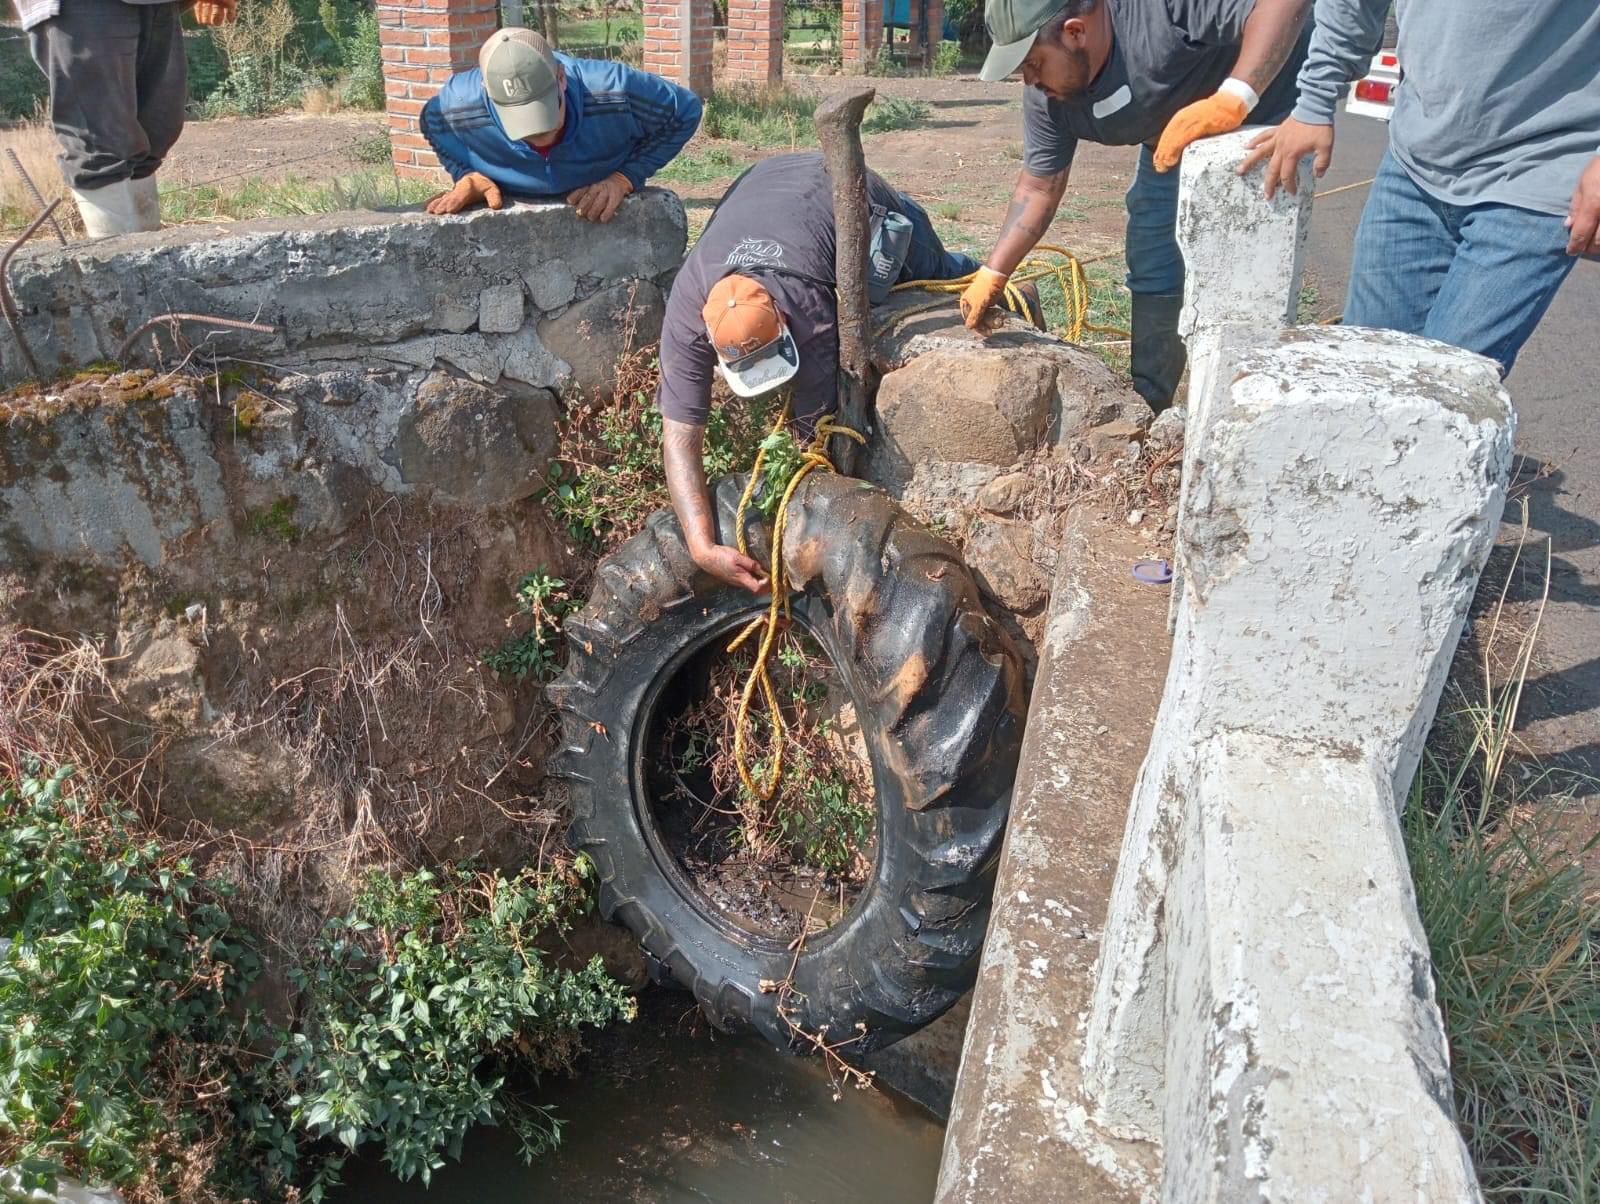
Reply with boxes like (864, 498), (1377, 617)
(424, 172), (504, 216)
(1154, 90), (1251, 173)
(959, 266), (1011, 330)
(192, 0), (237, 26)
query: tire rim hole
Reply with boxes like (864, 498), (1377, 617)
(641, 620), (880, 945)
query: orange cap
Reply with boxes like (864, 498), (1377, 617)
(702, 274), (784, 362)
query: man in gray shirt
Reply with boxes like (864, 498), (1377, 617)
(1241, 0), (1600, 375)
(963, 0), (1314, 411)
(15, 0), (233, 236)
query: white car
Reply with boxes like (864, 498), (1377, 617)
(1345, 49), (1400, 122)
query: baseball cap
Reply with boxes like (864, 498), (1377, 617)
(702, 275), (800, 399)
(979, 0), (1065, 81)
(480, 28), (562, 140)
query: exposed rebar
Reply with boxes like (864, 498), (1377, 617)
(1, 199), (63, 382)
(5, 149), (69, 246)
(117, 311), (279, 362)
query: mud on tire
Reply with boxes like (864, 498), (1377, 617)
(548, 474), (1027, 1052)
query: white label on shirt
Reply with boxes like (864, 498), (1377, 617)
(1093, 85), (1133, 120)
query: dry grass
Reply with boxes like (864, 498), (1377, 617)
(0, 120), (79, 237)
(299, 84), (346, 116)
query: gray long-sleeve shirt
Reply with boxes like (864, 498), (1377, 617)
(1291, 0), (1600, 216)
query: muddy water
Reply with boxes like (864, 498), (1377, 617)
(338, 992), (945, 1203)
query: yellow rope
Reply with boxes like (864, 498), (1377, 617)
(727, 403), (866, 802)
(890, 242), (1131, 343)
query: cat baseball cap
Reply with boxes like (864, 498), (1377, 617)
(702, 275), (800, 398)
(979, 0), (1064, 81)
(480, 28), (563, 140)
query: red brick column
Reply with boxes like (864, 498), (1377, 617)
(842, 0), (882, 70)
(643, 0), (715, 98)
(379, 0), (500, 178)
(725, 0), (783, 85)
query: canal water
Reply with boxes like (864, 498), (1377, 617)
(338, 991), (946, 1203)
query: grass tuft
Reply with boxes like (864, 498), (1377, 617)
(1409, 515), (1600, 1198)
(159, 169), (438, 224)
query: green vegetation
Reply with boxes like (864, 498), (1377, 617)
(933, 199), (963, 221)
(189, 0), (387, 117)
(275, 859), (633, 1194)
(541, 350), (771, 554)
(862, 95), (931, 134)
(751, 428), (808, 519)
(656, 146), (750, 184)
(1408, 692), (1600, 1197)
(932, 39), (963, 75)
(248, 497), (303, 543)
(160, 170), (438, 225)
(701, 86), (820, 147)
(0, 764), (633, 1201)
(483, 570), (579, 681)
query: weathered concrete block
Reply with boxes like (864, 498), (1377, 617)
(1081, 326), (1510, 1201)
(477, 282), (526, 334)
(395, 371), (559, 506)
(538, 279), (666, 400)
(0, 192), (687, 386)
(0, 377), (229, 567)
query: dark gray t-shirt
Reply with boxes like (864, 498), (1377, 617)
(658, 152), (911, 433)
(1023, 0), (1309, 174)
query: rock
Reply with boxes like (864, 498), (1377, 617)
(525, 259), (577, 311)
(1148, 405), (1186, 453)
(1085, 417), (1146, 461)
(0, 1167), (125, 1204)
(966, 518), (1050, 613)
(318, 370), (366, 407)
(891, 461), (1002, 527)
(539, 279), (666, 400)
(430, 295), (477, 334)
(477, 282), (526, 334)
(977, 471), (1032, 515)
(394, 371), (559, 506)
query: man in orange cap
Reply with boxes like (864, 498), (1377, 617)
(657, 152), (982, 592)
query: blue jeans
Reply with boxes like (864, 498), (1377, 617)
(898, 190), (981, 281)
(1125, 144), (1184, 296)
(1345, 150), (1577, 376)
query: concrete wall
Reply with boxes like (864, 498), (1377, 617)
(1082, 130), (1509, 1200)
(1, 193), (684, 389)
(941, 128), (1513, 1202)
(1, 196), (684, 568)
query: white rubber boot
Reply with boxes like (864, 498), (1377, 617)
(129, 175), (161, 231)
(72, 176), (162, 237)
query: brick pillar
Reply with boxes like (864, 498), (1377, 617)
(842, 0), (882, 70)
(378, 0), (500, 178)
(643, 0), (715, 98)
(725, 0), (783, 85)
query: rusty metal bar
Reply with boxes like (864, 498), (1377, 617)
(5, 149), (69, 246)
(117, 311), (279, 362)
(814, 85), (877, 478)
(1, 199), (63, 382)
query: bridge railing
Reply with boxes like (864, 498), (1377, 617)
(941, 128), (1513, 1202)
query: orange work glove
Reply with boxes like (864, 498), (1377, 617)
(424, 172), (504, 216)
(1153, 86), (1253, 173)
(959, 266), (1011, 330)
(192, 0), (237, 26)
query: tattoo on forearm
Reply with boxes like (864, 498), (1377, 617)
(663, 420), (714, 546)
(1241, 0), (1311, 91)
(993, 171), (1068, 261)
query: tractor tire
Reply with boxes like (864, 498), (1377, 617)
(548, 472), (1027, 1053)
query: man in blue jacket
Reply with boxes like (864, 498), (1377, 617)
(420, 27), (702, 223)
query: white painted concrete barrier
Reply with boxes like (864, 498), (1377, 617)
(1076, 130), (1513, 1199)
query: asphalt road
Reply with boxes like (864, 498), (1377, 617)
(1304, 113), (1600, 791)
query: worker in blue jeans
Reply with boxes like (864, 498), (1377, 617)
(1240, 0), (1600, 377)
(960, 0), (1315, 412)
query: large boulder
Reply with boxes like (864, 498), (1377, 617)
(867, 298), (1151, 494)
(539, 279), (666, 402)
(394, 371), (558, 506)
